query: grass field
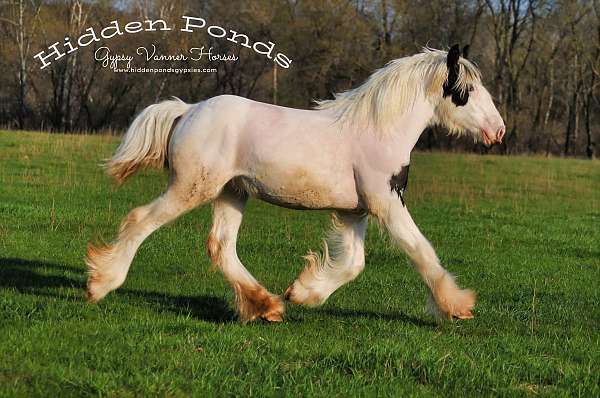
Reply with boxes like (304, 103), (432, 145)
(0, 130), (599, 397)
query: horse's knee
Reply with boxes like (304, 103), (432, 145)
(119, 205), (151, 234)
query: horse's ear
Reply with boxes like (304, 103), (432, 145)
(462, 45), (470, 59)
(447, 44), (461, 67)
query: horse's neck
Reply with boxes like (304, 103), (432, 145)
(375, 98), (435, 161)
(349, 98), (434, 170)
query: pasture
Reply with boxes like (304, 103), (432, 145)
(0, 130), (598, 396)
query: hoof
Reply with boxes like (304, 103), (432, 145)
(427, 274), (476, 321)
(284, 280), (326, 307)
(261, 306), (284, 322)
(235, 283), (285, 323)
(85, 272), (115, 304)
(84, 242), (123, 304)
(85, 284), (101, 304)
(452, 301), (475, 320)
(283, 285), (293, 301)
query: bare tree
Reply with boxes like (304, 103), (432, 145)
(0, 0), (42, 129)
(485, 0), (541, 153)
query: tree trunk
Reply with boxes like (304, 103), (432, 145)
(564, 82), (581, 156)
(584, 94), (595, 159)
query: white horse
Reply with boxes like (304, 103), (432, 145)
(86, 45), (505, 323)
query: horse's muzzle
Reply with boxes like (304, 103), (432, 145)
(482, 125), (505, 146)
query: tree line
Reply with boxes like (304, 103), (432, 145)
(0, 0), (597, 158)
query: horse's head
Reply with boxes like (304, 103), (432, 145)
(433, 44), (505, 146)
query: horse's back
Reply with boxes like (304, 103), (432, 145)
(168, 94), (360, 210)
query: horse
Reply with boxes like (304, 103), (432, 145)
(85, 44), (505, 323)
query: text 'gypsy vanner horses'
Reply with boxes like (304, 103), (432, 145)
(85, 44), (505, 323)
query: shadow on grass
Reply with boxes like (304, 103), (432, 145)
(0, 257), (435, 327)
(120, 290), (235, 323)
(0, 257), (81, 290)
(0, 257), (234, 323)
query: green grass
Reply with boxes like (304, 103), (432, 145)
(0, 130), (599, 397)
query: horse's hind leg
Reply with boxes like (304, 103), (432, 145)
(85, 184), (212, 303)
(285, 212), (367, 307)
(208, 188), (284, 323)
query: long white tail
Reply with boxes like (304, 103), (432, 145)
(106, 98), (192, 183)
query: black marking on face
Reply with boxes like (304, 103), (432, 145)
(443, 43), (469, 107)
(389, 165), (410, 206)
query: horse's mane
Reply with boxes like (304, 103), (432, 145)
(314, 48), (481, 137)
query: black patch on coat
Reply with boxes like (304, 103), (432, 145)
(443, 44), (469, 107)
(389, 165), (410, 206)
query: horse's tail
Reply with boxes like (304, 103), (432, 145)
(105, 98), (192, 184)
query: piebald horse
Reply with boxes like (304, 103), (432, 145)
(86, 45), (505, 322)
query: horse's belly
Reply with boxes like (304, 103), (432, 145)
(231, 171), (359, 210)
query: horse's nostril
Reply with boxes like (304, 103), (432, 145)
(497, 126), (506, 142)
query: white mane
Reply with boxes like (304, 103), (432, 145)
(314, 48), (481, 137)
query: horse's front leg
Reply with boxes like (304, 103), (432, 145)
(374, 198), (476, 320)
